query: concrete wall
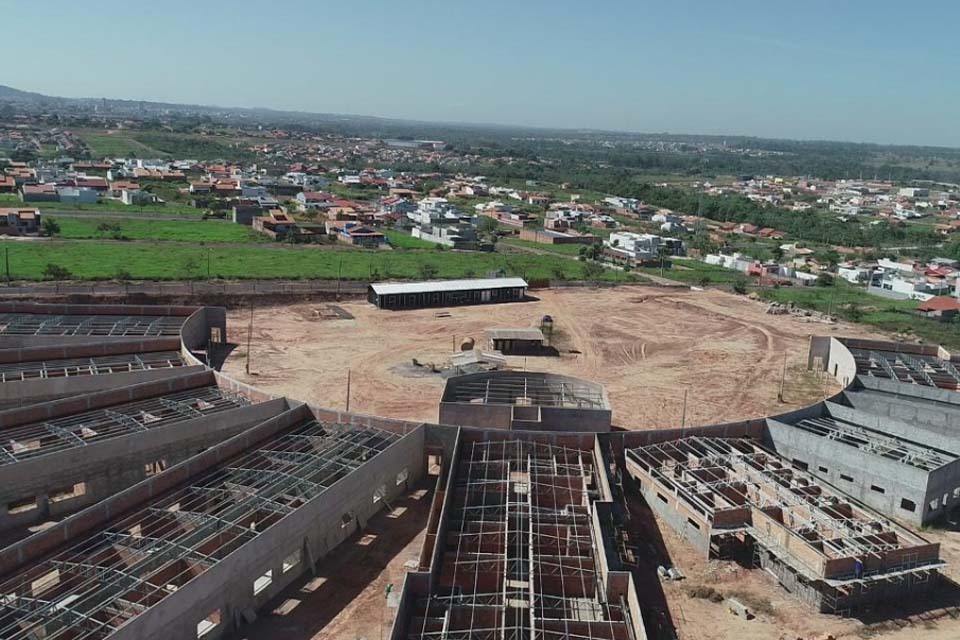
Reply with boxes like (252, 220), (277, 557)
(624, 454), (712, 556)
(825, 400), (959, 452)
(827, 337), (858, 387)
(0, 370), (217, 429)
(0, 399), (288, 533)
(0, 404), (309, 576)
(0, 337), (181, 364)
(765, 417), (931, 526)
(108, 423), (425, 640)
(439, 400), (513, 429)
(0, 302), (200, 317)
(841, 389), (960, 433)
(0, 365), (207, 405)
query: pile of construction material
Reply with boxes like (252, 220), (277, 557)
(765, 301), (835, 323)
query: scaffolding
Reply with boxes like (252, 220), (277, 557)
(0, 314), (186, 338)
(408, 440), (638, 640)
(0, 421), (399, 640)
(0, 385), (248, 465)
(0, 351), (185, 383)
(445, 375), (606, 409)
(627, 437), (943, 611)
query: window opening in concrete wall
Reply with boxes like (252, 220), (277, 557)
(283, 550), (301, 573)
(8, 496), (37, 515)
(254, 569), (274, 595)
(197, 608), (221, 638)
(49, 482), (87, 503)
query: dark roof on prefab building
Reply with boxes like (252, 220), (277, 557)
(369, 277), (528, 296)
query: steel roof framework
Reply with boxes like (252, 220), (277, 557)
(409, 440), (638, 640)
(627, 437), (940, 582)
(0, 422), (399, 640)
(0, 351), (185, 383)
(852, 348), (960, 390)
(0, 315), (186, 338)
(446, 377), (606, 409)
(0, 386), (248, 466)
(790, 415), (956, 472)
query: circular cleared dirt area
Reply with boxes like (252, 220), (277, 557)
(222, 285), (873, 429)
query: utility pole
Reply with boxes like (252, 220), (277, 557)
(245, 304), (253, 375)
(778, 353), (787, 402)
(4, 244), (9, 286)
(680, 387), (688, 430)
(346, 369), (352, 412)
(336, 257), (343, 301)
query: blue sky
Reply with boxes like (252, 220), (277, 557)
(3, 1), (958, 146)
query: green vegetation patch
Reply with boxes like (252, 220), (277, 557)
(4, 241), (637, 283)
(55, 218), (260, 243)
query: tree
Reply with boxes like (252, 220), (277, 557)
(42, 263), (72, 280)
(581, 261), (605, 282)
(732, 275), (748, 295)
(846, 302), (864, 322)
(771, 245), (785, 262)
(816, 272), (835, 287)
(418, 263), (439, 280)
(476, 216), (499, 237)
(41, 218), (61, 237)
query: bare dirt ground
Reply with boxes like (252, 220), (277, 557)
(223, 286), (877, 429)
(222, 285), (960, 640)
(236, 482), (433, 640)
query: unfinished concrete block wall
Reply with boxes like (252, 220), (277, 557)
(108, 424), (425, 640)
(764, 418), (932, 526)
(0, 400), (288, 533)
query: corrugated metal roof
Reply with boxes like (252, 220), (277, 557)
(370, 277), (528, 296)
(485, 328), (545, 341)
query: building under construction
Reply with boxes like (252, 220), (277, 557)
(0, 301), (955, 638)
(625, 437), (943, 614)
(390, 431), (646, 640)
(439, 371), (612, 432)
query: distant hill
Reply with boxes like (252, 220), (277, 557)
(0, 85), (52, 102)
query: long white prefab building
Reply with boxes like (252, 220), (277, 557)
(368, 277), (528, 310)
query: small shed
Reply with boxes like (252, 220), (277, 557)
(486, 328), (545, 355)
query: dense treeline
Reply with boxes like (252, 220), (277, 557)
(465, 138), (960, 184)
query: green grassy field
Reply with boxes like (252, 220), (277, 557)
(499, 237), (587, 256)
(0, 193), (205, 218)
(382, 229), (435, 249)
(55, 218), (261, 243)
(76, 131), (167, 158)
(637, 257), (746, 284)
(3, 241), (636, 283)
(758, 283), (960, 349)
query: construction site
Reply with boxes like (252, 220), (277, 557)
(0, 287), (957, 640)
(626, 436), (943, 614)
(222, 286), (858, 427)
